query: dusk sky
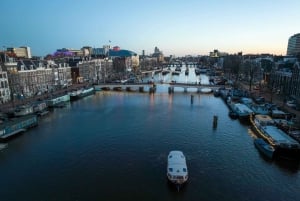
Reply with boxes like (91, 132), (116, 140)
(1, 0), (299, 57)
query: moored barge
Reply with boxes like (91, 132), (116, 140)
(250, 114), (300, 159)
(0, 115), (38, 140)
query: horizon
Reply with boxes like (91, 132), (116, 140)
(1, 0), (299, 57)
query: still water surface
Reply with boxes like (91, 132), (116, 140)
(0, 71), (300, 201)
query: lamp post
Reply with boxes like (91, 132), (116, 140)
(104, 58), (108, 84)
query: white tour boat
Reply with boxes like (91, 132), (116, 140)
(167, 150), (188, 189)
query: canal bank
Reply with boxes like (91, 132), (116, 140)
(238, 81), (300, 127)
(0, 83), (90, 113)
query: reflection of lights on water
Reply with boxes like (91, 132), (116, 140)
(149, 93), (155, 107)
(248, 128), (257, 138)
(168, 94), (173, 110)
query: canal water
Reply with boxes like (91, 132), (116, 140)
(0, 69), (300, 201)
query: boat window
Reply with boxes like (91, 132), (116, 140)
(168, 168), (173, 172)
(183, 168), (187, 172)
(169, 155), (172, 158)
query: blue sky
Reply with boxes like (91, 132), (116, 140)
(1, 0), (299, 56)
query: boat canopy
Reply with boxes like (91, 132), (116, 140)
(167, 151), (188, 176)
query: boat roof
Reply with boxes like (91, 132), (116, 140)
(168, 151), (187, 176)
(265, 125), (299, 145)
(255, 115), (273, 122)
(168, 151), (185, 160)
(240, 97), (253, 104)
(233, 103), (253, 113)
(271, 109), (287, 115)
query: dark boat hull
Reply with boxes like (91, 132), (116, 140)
(254, 138), (274, 159)
(274, 147), (300, 159)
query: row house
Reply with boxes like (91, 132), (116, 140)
(0, 68), (10, 103)
(53, 63), (72, 88)
(1, 57), (72, 102)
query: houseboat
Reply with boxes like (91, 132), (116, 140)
(70, 87), (95, 101)
(33, 101), (48, 115)
(229, 103), (254, 120)
(47, 94), (70, 108)
(0, 115), (38, 140)
(14, 105), (34, 117)
(251, 114), (300, 158)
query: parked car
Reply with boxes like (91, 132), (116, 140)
(286, 100), (297, 108)
(253, 85), (260, 90)
(264, 103), (278, 111)
(254, 96), (265, 104)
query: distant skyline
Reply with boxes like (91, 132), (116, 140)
(1, 0), (299, 57)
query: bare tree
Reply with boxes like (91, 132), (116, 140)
(243, 59), (260, 91)
(223, 54), (242, 84)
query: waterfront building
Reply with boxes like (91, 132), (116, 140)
(1, 54), (72, 101)
(0, 67), (10, 103)
(6, 61), (53, 98)
(209, 49), (229, 58)
(81, 46), (93, 57)
(152, 46), (164, 63)
(290, 62), (300, 98)
(52, 63), (72, 89)
(109, 47), (139, 73)
(6, 46), (32, 59)
(54, 47), (92, 58)
(139, 55), (158, 71)
(77, 58), (113, 83)
(287, 33), (300, 56)
(270, 59), (300, 100)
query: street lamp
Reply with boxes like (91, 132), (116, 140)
(104, 58), (108, 84)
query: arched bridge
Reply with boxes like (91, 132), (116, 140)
(94, 82), (229, 93)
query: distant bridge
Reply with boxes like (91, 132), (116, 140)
(94, 82), (229, 93)
(94, 83), (154, 92)
(168, 83), (229, 93)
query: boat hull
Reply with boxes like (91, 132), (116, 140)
(254, 138), (274, 159)
(274, 146), (300, 159)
